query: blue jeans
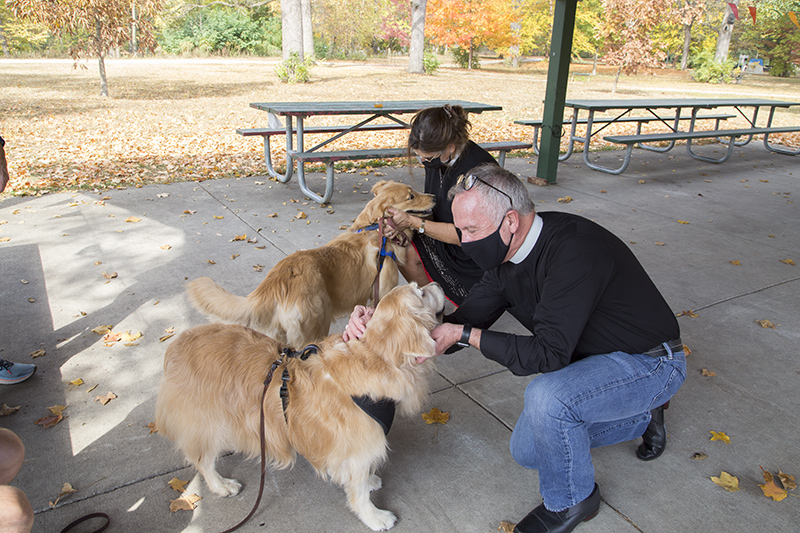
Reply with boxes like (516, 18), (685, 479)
(508, 346), (686, 512)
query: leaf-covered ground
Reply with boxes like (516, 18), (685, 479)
(2, 57), (799, 195)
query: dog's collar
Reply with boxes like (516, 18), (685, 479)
(355, 223), (380, 233)
(279, 345), (319, 421)
(352, 396), (396, 436)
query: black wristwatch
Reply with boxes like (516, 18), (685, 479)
(457, 325), (472, 348)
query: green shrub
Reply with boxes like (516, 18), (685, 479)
(423, 52), (440, 74)
(275, 52), (314, 83)
(768, 59), (797, 78)
(451, 46), (480, 69)
(691, 50), (735, 84)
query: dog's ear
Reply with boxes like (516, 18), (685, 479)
(350, 180), (394, 230)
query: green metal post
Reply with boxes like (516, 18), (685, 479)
(536, 0), (577, 184)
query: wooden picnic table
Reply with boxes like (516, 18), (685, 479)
(562, 98), (800, 174)
(246, 100), (503, 203)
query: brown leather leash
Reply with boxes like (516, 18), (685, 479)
(217, 354), (285, 533)
(372, 216), (409, 304)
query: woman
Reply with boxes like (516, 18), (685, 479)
(384, 104), (497, 306)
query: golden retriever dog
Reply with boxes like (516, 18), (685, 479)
(186, 180), (434, 347)
(155, 282), (445, 531)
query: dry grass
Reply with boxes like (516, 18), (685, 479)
(1, 57), (799, 195)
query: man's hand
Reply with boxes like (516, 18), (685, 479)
(431, 323), (465, 356)
(342, 305), (375, 342)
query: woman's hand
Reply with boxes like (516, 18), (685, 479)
(342, 305), (375, 341)
(383, 207), (417, 236)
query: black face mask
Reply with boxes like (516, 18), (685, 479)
(461, 217), (511, 271)
(422, 157), (447, 169)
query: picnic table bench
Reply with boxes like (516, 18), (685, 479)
(290, 141), (532, 204)
(243, 100), (526, 203)
(532, 98), (800, 174)
(515, 113), (735, 160)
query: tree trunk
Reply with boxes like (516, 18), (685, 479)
(592, 52), (597, 75)
(131, 4), (138, 57)
(301, 0), (313, 59)
(408, 0), (427, 73)
(468, 40), (473, 70)
(680, 23), (691, 70)
(715, 1), (737, 63)
(281, 0), (304, 59)
(95, 18), (109, 96)
(612, 65), (621, 93)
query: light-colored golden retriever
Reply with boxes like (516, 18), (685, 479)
(186, 180), (434, 348)
(155, 282), (445, 531)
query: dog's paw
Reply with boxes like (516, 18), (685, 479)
(213, 478), (242, 497)
(363, 509), (396, 531)
(368, 475), (382, 492)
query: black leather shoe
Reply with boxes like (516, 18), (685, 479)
(514, 484), (601, 533)
(636, 401), (669, 461)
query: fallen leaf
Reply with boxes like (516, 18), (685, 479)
(92, 325), (113, 335)
(103, 332), (122, 345)
(206, 259), (216, 265)
(0, 403), (21, 416)
(95, 392), (117, 405)
(422, 407), (450, 425)
(253, 264), (264, 272)
(691, 452), (708, 460)
(120, 331), (142, 343)
(102, 271), (118, 280)
(677, 220), (690, 224)
(86, 384), (98, 393)
(527, 176), (549, 187)
(30, 349), (46, 358)
(47, 405), (67, 416)
(35, 414), (63, 428)
(145, 422), (158, 434)
(755, 319), (778, 329)
(231, 234), (246, 241)
(498, 521), (516, 533)
(213, 215), (224, 219)
(701, 368), (717, 377)
(295, 212), (307, 219)
(183, 209), (197, 215)
(729, 260), (741, 266)
(28, 297), (35, 303)
(157, 193), (169, 198)
(125, 216), (141, 223)
(759, 467), (788, 502)
(169, 477), (189, 493)
(557, 196), (572, 203)
(266, 213), (278, 217)
(159, 333), (176, 342)
(711, 471), (740, 492)
(683, 344), (692, 355)
(170, 494), (201, 512)
(49, 482), (77, 507)
(780, 259), (796, 266)
(0, 237), (10, 242)
(710, 430), (731, 444)
(161, 244), (172, 250)
(231, 254), (240, 260)
(676, 310), (698, 318)
(654, 241), (665, 246)
(778, 471), (796, 491)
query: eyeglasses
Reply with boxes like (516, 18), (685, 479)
(415, 150), (443, 164)
(457, 174), (513, 206)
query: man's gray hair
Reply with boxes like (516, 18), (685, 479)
(448, 163), (535, 223)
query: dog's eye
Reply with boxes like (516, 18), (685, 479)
(408, 193), (414, 200)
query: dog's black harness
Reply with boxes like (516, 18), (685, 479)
(278, 345), (396, 435)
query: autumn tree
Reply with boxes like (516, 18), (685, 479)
(715, 0), (738, 61)
(9, 0), (162, 96)
(408, 0), (425, 73)
(677, 0), (707, 69)
(600, 0), (674, 90)
(426, 0), (518, 68)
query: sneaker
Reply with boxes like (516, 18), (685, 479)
(0, 358), (37, 385)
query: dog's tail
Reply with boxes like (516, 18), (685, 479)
(186, 277), (267, 330)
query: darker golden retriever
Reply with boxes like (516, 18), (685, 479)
(186, 180), (434, 347)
